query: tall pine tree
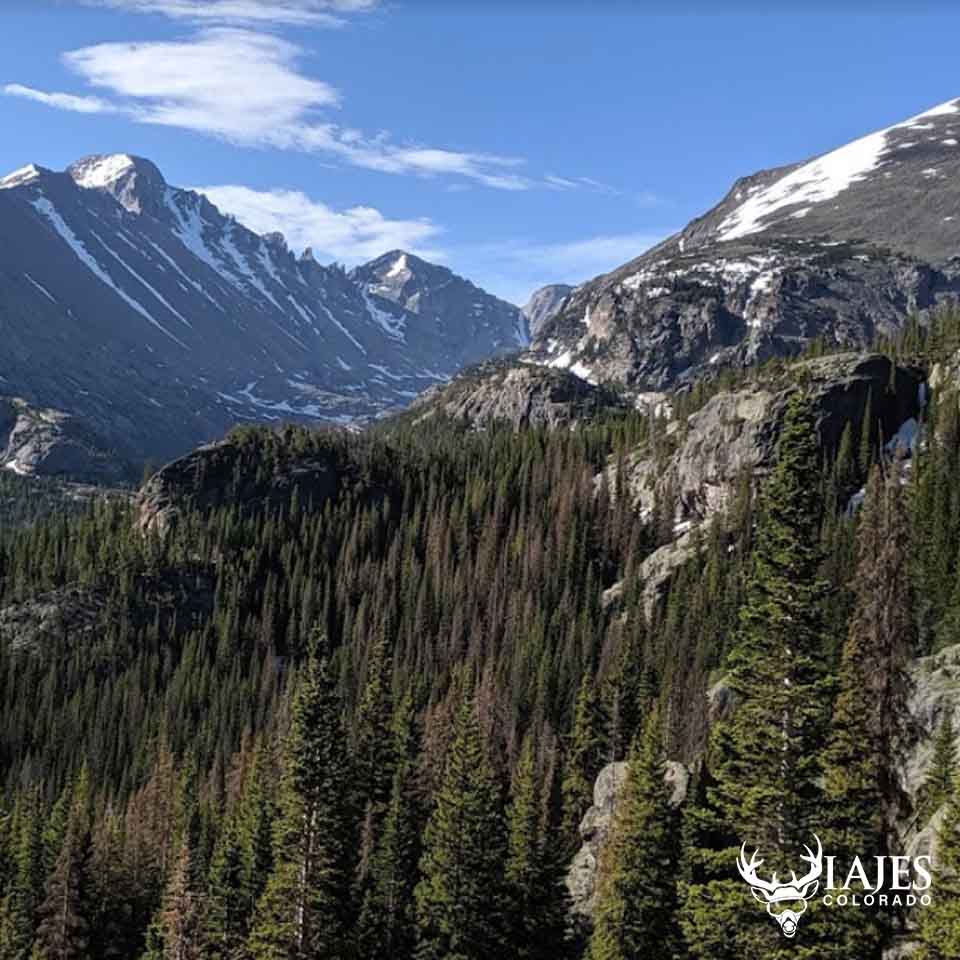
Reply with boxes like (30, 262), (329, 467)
(504, 735), (569, 960)
(415, 697), (508, 960)
(588, 709), (681, 960)
(680, 391), (831, 959)
(247, 635), (353, 960)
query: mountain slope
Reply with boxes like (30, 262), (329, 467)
(350, 250), (528, 367)
(522, 284), (573, 338)
(0, 155), (525, 477)
(528, 97), (960, 392)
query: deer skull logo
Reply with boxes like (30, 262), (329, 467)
(736, 835), (823, 938)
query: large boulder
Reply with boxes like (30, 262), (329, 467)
(603, 527), (702, 618)
(566, 760), (689, 929)
(0, 585), (104, 654)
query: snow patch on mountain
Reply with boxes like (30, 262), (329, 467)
(69, 154), (136, 189)
(0, 165), (42, 189)
(89, 229), (192, 329)
(315, 299), (367, 355)
(147, 238), (223, 310)
(718, 97), (960, 242)
(362, 290), (406, 342)
(386, 253), (409, 279)
(31, 196), (187, 348)
(23, 273), (57, 303)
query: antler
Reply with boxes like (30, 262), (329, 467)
(789, 834), (823, 887)
(737, 844), (782, 893)
(738, 835), (823, 897)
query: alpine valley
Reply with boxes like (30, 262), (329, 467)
(8, 73), (960, 960)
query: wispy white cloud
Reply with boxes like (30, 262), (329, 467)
(519, 232), (666, 273)
(81, 0), (378, 28)
(546, 173), (620, 195)
(63, 30), (341, 136)
(6, 28), (535, 190)
(3, 82), (119, 114)
(197, 184), (445, 264)
(452, 230), (672, 306)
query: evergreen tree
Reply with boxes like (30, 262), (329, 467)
(818, 467), (916, 959)
(151, 837), (202, 960)
(356, 694), (421, 960)
(860, 387), (875, 474)
(354, 628), (395, 816)
(588, 710), (681, 960)
(562, 682), (604, 840)
(247, 636), (353, 960)
(352, 627), (396, 903)
(917, 773), (960, 959)
(34, 793), (92, 960)
(238, 747), (276, 919)
(1, 791), (45, 960)
(504, 736), (569, 960)
(415, 698), (508, 960)
(920, 714), (959, 826)
(680, 391), (831, 959)
(601, 623), (649, 764)
(205, 813), (250, 960)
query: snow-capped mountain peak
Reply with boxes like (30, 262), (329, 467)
(0, 164), (45, 190)
(67, 154), (168, 216)
(525, 95), (960, 394)
(0, 155), (528, 478)
(351, 250), (529, 346)
(717, 97), (960, 243)
(69, 153), (139, 189)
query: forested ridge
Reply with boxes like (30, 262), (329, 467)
(4, 315), (960, 958)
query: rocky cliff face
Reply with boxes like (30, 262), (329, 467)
(613, 353), (922, 522)
(528, 98), (960, 393)
(0, 155), (525, 479)
(521, 284), (573, 339)
(136, 425), (393, 535)
(410, 361), (625, 431)
(602, 353), (924, 614)
(0, 397), (131, 482)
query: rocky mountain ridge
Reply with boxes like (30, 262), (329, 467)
(0, 154), (527, 479)
(526, 97), (960, 393)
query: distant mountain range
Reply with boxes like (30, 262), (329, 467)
(522, 96), (960, 394)
(0, 154), (527, 478)
(7, 97), (960, 478)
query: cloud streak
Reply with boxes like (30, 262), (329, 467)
(4, 82), (119, 114)
(198, 183), (445, 264)
(6, 28), (535, 190)
(81, 0), (378, 28)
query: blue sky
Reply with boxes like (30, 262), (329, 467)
(3, 1), (960, 304)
